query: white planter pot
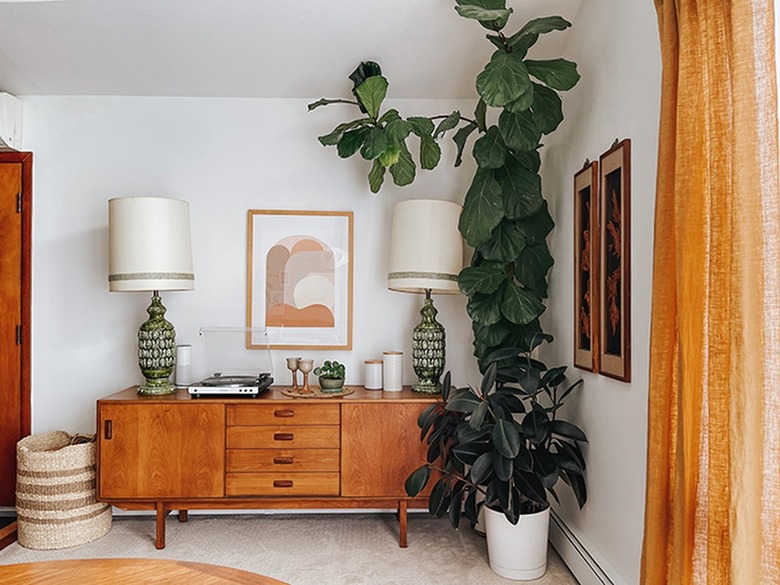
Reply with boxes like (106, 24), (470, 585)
(484, 505), (550, 580)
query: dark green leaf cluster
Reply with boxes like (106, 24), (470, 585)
(405, 354), (587, 527)
(308, 3), (580, 368)
(313, 360), (345, 380)
(309, 61), (462, 193)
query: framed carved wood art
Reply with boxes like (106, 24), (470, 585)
(598, 139), (631, 382)
(247, 210), (354, 350)
(573, 161), (599, 371)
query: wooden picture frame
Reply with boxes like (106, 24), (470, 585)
(247, 210), (354, 350)
(598, 139), (631, 382)
(573, 161), (599, 372)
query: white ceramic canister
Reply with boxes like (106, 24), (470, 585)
(175, 344), (193, 386)
(382, 351), (403, 392)
(364, 359), (383, 390)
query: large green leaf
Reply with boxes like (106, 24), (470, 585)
(492, 418), (520, 458)
(337, 128), (368, 158)
(470, 452), (494, 485)
(518, 202), (554, 244)
(420, 135), (442, 170)
(434, 111), (461, 138)
(479, 220), (526, 262)
(497, 154), (543, 220)
(458, 262), (506, 296)
(526, 59), (580, 91)
(476, 51), (532, 108)
(453, 123), (478, 167)
(531, 83), (564, 135)
(507, 16), (571, 56)
(466, 293), (502, 326)
(368, 159), (385, 193)
(360, 127), (388, 160)
(404, 464), (431, 497)
(455, 5), (512, 23)
(493, 451), (513, 481)
(501, 281), (545, 325)
(550, 420), (588, 443)
(469, 400), (490, 430)
(455, 0), (506, 9)
(448, 482), (465, 529)
(498, 109), (541, 151)
(408, 117), (435, 137)
(377, 144), (401, 167)
(521, 404), (550, 444)
(390, 142), (416, 186)
(446, 391), (482, 414)
(473, 126), (507, 169)
(504, 89), (534, 113)
(429, 478), (452, 518)
(459, 169), (503, 247)
(474, 320), (512, 348)
(533, 448), (559, 489)
(516, 243), (554, 286)
(317, 118), (371, 146)
(385, 118), (411, 143)
(453, 441), (490, 466)
(355, 76), (389, 120)
(513, 149), (541, 173)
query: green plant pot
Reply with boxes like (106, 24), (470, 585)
(319, 377), (344, 393)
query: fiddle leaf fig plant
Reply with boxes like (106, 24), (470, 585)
(310, 2), (579, 369)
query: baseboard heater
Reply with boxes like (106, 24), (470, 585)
(549, 511), (618, 585)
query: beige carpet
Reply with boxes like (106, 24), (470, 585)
(0, 514), (578, 584)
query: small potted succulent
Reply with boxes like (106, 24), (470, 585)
(314, 360), (346, 392)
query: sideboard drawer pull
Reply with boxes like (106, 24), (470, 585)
(273, 433), (294, 441)
(273, 456), (294, 465)
(273, 480), (294, 488)
(274, 409), (295, 418)
(104, 420), (112, 440)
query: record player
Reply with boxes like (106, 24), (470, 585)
(187, 327), (274, 398)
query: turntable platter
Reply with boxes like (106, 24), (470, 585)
(200, 375), (259, 388)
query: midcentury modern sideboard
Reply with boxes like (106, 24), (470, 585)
(96, 387), (436, 549)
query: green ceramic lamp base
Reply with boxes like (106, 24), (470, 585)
(411, 289), (445, 394)
(136, 291), (177, 396)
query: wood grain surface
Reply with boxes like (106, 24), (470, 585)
(0, 558), (288, 585)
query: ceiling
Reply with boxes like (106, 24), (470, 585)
(0, 0), (581, 99)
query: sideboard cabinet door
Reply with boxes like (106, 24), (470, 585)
(98, 402), (225, 499)
(341, 402), (430, 498)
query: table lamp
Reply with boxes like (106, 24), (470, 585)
(387, 199), (463, 393)
(108, 197), (194, 395)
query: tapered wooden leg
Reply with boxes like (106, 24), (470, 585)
(178, 510), (188, 523)
(398, 500), (408, 548)
(155, 502), (166, 549)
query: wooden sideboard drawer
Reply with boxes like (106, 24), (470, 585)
(226, 472), (340, 496)
(227, 425), (340, 449)
(226, 449), (340, 473)
(227, 404), (340, 426)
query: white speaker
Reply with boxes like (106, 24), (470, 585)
(0, 92), (22, 150)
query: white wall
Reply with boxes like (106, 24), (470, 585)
(539, 1), (661, 584)
(23, 95), (481, 434)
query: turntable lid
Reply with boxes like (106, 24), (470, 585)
(199, 327), (272, 376)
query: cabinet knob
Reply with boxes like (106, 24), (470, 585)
(273, 456), (294, 465)
(274, 409), (294, 418)
(273, 433), (294, 441)
(104, 420), (112, 440)
(273, 480), (293, 488)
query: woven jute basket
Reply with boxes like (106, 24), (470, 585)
(16, 431), (111, 550)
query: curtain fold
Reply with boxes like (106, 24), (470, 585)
(642, 1), (780, 583)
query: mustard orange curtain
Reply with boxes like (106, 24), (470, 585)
(642, 1), (780, 583)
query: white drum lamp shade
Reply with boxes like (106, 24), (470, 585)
(108, 197), (194, 292)
(388, 199), (463, 294)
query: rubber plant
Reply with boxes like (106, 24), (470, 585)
(309, 1), (580, 369)
(404, 351), (587, 527)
